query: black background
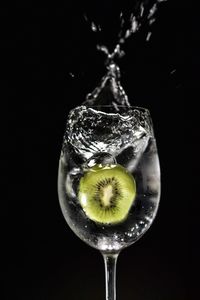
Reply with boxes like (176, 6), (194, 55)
(3, 0), (197, 299)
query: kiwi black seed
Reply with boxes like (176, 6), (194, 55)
(78, 164), (136, 224)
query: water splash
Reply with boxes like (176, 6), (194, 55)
(64, 105), (152, 160)
(69, 72), (75, 78)
(83, 60), (129, 111)
(82, 0), (167, 110)
(83, 14), (101, 33)
(118, 0), (167, 44)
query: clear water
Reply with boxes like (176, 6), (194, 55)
(58, 107), (160, 253)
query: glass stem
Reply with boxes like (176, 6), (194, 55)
(102, 253), (119, 300)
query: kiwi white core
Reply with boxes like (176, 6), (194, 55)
(100, 184), (114, 207)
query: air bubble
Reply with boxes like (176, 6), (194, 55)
(85, 152), (117, 168)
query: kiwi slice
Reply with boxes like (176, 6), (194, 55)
(78, 164), (136, 224)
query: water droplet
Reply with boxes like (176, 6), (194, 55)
(83, 14), (88, 22)
(140, 3), (144, 17)
(170, 69), (176, 74)
(145, 216), (152, 222)
(69, 72), (75, 78)
(146, 32), (152, 41)
(91, 22), (101, 32)
(148, 4), (158, 19)
(149, 18), (156, 25)
(114, 234), (118, 240)
(97, 45), (109, 56)
(127, 232), (133, 237)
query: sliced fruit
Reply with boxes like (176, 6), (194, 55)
(78, 164), (136, 224)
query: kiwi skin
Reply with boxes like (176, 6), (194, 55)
(78, 164), (136, 225)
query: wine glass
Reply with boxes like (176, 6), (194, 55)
(58, 105), (160, 300)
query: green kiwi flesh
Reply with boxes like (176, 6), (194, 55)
(78, 164), (136, 224)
